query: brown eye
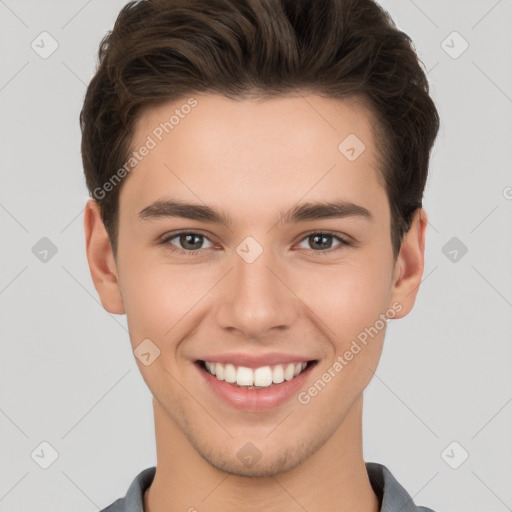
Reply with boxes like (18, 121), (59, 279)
(297, 232), (350, 253)
(162, 232), (214, 253)
(177, 233), (204, 250)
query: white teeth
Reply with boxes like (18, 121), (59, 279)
(272, 364), (285, 384)
(284, 363), (295, 381)
(236, 366), (254, 386)
(215, 362), (224, 380)
(224, 363), (237, 383)
(206, 361), (216, 376)
(254, 366), (273, 387)
(203, 360), (310, 387)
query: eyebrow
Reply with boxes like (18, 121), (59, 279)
(138, 199), (373, 225)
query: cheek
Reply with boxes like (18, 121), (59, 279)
(119, 257), (217, 348)
(299, 256), (393, 342)
(296, 261), (393, 409)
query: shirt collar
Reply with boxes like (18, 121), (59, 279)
(366, 462), (434, 512)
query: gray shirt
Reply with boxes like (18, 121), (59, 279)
(100, 462), (436, 512)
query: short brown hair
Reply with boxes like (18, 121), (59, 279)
(80, 0), (440, 259)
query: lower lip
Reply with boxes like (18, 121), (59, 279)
(195, 361), (317, 412)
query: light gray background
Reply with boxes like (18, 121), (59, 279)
(1, 1), (511, 511)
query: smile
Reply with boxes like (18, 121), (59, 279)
(195, 356), (319, 411)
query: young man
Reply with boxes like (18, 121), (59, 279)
(81, 0), (440, 510)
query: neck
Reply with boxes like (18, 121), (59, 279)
(144, 396), (379, 512)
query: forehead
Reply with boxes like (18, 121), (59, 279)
(121, 93), (387, 222)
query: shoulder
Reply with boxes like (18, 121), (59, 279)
(366, 461), (437, 512)
(98, 467), (156, 512)
(99, 497), (125, 512)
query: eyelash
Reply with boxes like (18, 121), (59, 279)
(159, 231), (352, 256)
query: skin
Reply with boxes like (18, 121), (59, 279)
(84, 93), (427, 512)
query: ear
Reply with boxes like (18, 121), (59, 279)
(83, 199), (125, 315)
(389, 208), (428, 319)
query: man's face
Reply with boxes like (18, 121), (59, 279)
(92, 93), (421, 477)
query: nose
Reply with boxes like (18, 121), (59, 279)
(214, 246), (300, 338)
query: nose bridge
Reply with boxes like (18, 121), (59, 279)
(215, 240), (298, 336)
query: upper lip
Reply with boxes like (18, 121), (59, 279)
(197, 352), (317, 369)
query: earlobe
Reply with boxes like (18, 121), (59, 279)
(390, 208), (428, 319)
(83, 199), (126, 315)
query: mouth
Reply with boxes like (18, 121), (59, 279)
(192, 352), (320, 413)
(193, 358), (319, 412)
(196, 359), (318, 389)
